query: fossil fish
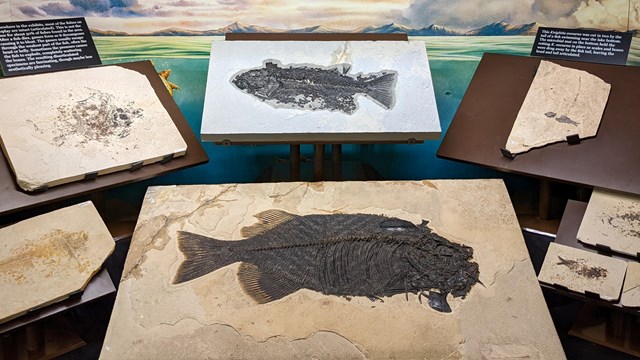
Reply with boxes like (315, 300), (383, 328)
(173, 210), (479, 312)
(231, 61), (397, 115)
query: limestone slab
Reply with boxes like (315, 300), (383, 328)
(577, 188), (640, 257)
(621, 262), (640, 308)
(101, 180), (564, 359)
(505, 60), (610, 155)
(538, 242), (627, 301)
(201, 41), (441, 143)
(0, 65), (188, 192)
(0, 201), (115, 324)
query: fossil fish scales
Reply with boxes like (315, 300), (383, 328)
(231, 61), (398, 115)
(173, 210), (479, 312)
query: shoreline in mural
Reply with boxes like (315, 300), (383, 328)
(88, 21), (547, 37)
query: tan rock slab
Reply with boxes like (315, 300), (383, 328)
(620, 262), (640, 307)
(621, 262), (640, 308)
(577, 188), (640, 257)
(505, 60), (610, 155)
(101, 180), (564, 360)
(538, 242), (627, 301)
(0, 201), (115, 324)
(0, 65), (187, 192)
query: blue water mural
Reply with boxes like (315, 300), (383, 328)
(94, 36), (640, 196)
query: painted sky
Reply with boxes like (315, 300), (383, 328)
(1, 0), (638, 32)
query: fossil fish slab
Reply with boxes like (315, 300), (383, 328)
(0, 63), (188, 192)
(201, 41), (441, 143)
(100, 180), (564, 360)
(577, 188), (640, 257)
(538, 242), (627, 301)
(505, 60), (611, 155)
(0, 201), (114, 324)
(231, 61), (397, 114)
(174, 211), (479, 313)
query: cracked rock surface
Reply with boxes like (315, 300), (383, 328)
(100, 180), (564, 359)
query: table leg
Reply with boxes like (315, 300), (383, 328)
(314, 144), (324, 181)
(289, 145), (300, 181)
(331, 144), (342, 181)
(539, 179), (551, 220)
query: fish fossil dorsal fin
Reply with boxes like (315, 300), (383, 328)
(240, 209), (298, 238)
(237, 262), (301, 304)
(333, 63), (351, 75)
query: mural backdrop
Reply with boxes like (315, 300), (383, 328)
(0, 1), (638, 190)
(2, 0), (639, 33)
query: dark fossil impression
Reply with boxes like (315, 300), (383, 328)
(173, 210), (479, 313)
(231, 61), (397, 115)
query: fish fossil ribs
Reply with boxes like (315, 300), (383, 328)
(231, 60), (397, 115)
(174, 210), (479, 312)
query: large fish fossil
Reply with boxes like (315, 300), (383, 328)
(231, 61), (397, 115)
(173, 210), (479, 313)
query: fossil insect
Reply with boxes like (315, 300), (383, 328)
(231, 61), (397, 115)
(173, 210), (479, 313)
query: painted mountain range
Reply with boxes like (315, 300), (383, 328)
(91, 21), (540, 37)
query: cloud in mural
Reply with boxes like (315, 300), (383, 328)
(400, 0), (631, 30)
(9, 0), (636, 32)
(18, 0), (170, 18)
(572, 0), (631, 30)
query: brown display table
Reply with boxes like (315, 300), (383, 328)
(437, 53), (640, 196)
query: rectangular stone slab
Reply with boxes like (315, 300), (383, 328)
(538, 242), (627, 301)
(621, 262), (640, 308)
(577, 188), (640, 257)
(101, 180), (564, 359)
(201, 41), (441, 144)
(0, 201), (115, 324)
(0, 64), (188, 192)
(505, 60), (610, 155)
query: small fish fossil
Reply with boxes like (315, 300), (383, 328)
(231, 60), (397, 115)
(173, 210), (479, 313)
(543, 112), (578, 126)
(556, 256), (607, 279)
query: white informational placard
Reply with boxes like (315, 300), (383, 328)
(201, 41), (441, 143)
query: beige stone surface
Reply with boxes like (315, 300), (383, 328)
(538, 242), (627, 301)
(0, 65), (187, 192)
(577, 188), (640, 257)
(0, 201), (115, 324)
(505, 60), (610, 155)
(101, 180), (564, 360)
(621, 262), (640, 308)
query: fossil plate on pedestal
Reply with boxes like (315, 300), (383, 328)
(621, 263), (640, 308)
(504, 60), (611, 156)
(0, 65), (188, 192)
(201, 41), (441, 143)
(538, 242), (627, 301)
(100, 180), (565, 360)
(0, 201), (114, 324)
(577, 188), (640, 257)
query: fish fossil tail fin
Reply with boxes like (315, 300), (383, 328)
(173, 231), (238, 284)
(365, 72), (397, 109)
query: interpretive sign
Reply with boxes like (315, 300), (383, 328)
(0, 17), (100, 76)
(531, 27), (631, 65)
